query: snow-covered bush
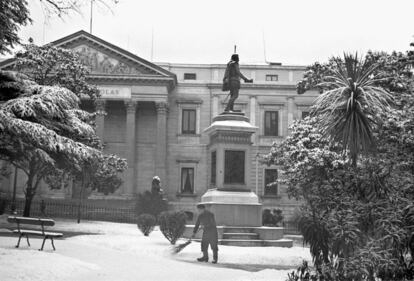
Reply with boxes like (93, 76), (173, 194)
(262, 209), (273, 226)
(262, 209), (284, 226)
(137, 214), (156, 236)
(158, 211), (187, 245)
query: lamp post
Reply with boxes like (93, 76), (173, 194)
(11, 166), (18, 214)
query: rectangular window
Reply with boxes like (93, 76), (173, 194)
(264, 111), (279, 136)
(265, 74), (278, 81)
(181, 168), (194, 194)
(224, 150), (245, 184)
(264, 169), (278, 196)
(184, 73), (196, 80)
(182, 109), (196, 134)
(301, 111), (310, 119)
(211, 151), (216, 185)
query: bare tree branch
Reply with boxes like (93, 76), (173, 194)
(39, 0), (118, 18)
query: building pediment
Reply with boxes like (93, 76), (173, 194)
(52, 31), (175, 80)
(73, 44), (151, 76)
(0, 30), (176, 90)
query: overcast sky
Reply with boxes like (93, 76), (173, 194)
(8, 0), (414, 66)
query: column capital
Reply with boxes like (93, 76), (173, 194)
(155, 102), (168, 114)
(95, 99), (106, 111)
(124, 100), (137, 113)
(287, 96), (295, 101)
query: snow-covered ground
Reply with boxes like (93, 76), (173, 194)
(0, 215), (311, 281)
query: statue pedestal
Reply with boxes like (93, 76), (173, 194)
(200, 112), (262, 226)
(201, 189), (262, 226)
(185, 112), (292, 246)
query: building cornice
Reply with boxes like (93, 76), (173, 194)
(158, 62), (306, 71)
(176, 99), (203, 104)
(206, 82), (297, 90)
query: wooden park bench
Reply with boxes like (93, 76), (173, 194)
(7, 216), (63, 251)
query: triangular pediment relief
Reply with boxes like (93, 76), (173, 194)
(73, 44), (151, 75)
(0, 30), (176, 85)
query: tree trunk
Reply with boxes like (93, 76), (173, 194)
(23, 178), (34, 217)
(77, 174), (85, 223)
(77, 186), (83, 223)
(22, 163), (41, 217)
(352, 156), (357, 168)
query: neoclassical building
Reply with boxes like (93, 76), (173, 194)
(0, 31), (318, 218)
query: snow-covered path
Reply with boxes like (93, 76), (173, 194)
(0, 216), (311, 281)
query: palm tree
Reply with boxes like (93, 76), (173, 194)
(313, 53), (392, 166)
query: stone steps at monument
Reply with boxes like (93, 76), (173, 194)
(220, 227), (293, 247)
(220, 239), (263, 247)
(222, 233), (259, 240)
(219, 239), (292, 247)
(183, 226), (293, 247)
(222, 227), (256, 233)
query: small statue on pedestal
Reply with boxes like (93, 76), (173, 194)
(151, 176), (164, 197)
(222, 53), (253, 112)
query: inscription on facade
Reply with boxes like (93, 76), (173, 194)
(98, 86), (131, 99)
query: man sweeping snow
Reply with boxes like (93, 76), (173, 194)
(191, 204), (219, 264)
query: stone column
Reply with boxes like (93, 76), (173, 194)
(213, 69), (219, 82)
(249, 96), (256, 126)
(155, 102), (168, 183)
(212, 94), (219, 118)
(95, 99), (106, 141)
(250, 70), (256, 82)
(288, 71), (294, 82)
(216, 146), (225, 189)
(124, 100), (137, 196)
(249, 95), (257, 145)
(287, 97), (295, 128)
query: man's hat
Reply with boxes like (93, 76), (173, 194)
(196, 203), (206, 209)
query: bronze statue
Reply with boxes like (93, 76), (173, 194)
(222, 54), (253, 112)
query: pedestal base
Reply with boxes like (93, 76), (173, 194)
(200, 189), (262, 227)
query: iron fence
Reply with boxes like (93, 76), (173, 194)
(282, 220), (301, 235)
(0, 198), (302, 234)
(2, 198), (137, 223)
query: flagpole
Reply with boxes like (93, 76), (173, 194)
(151, 27), (154, 61)
(89, 0), (94, 34)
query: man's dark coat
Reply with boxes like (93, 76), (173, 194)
(193, 210), (218, 255)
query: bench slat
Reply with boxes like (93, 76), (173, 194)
(7, 216), (55, 226)
(12, 229), (63, 237)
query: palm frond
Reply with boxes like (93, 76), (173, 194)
(312, 53), (392, 164)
